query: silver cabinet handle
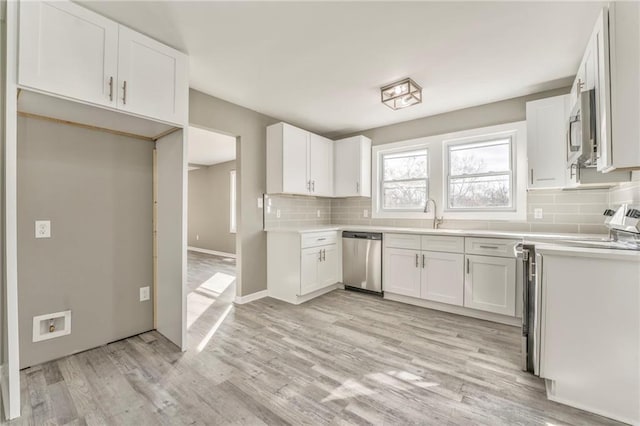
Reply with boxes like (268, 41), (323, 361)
(322, 249), (326, 261)
(422, 254), (425, 268)
(317, 237), (326, 241)
(479, 245), (499, 250)
(122, 80), (127, 105)
(307, 180), (311, 192)
(415, 253), (419, 268)
(530, 169), (534, 185)
(312, 180), (315, 192)
(466, 258), (470, 274)
(319, 250), (322, 262)
(356, 182), (360, 193)
(108, 76), (113, 101)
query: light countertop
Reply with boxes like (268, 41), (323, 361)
(263, 224), (609, 242)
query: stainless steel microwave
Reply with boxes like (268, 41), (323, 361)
(567, 89), (597, 166)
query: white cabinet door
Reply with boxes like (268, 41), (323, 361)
(464, 255), (516, 316)
(117, 26), (188, 125)
(384, 248), (421, 298)
(309, 133), (333, 197)
(282, 124), (310, 195)
(334, 136), (371, 197)
(526, 95), (569, 189)
(300, 247), (320, 296)
(317, 244), (338, 287)
(18, 1), (118, 107)
(420, 251), (464, 306)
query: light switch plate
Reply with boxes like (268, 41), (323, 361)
(257, 197), (264, 208)
(316, 209), (321, 218)
(276, 209), (281, 218)
(140, 286), (150, 301)
(534, 208), (543, 219)
(363, 209), (369, 218)
(35, 220), (51, 238)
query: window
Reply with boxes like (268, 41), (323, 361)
(446, 138), (514, 210)
(380, 149), (428, 211)
(229, 170), (237, 233)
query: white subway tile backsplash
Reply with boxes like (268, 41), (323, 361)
(264, 177), (638, 235)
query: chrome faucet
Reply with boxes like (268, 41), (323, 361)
(424, 198), (444, 229)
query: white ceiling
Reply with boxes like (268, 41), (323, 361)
(80, 1), (605, 136)
(188, 126), (236, 166)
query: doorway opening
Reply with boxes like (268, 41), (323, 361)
(186, 125), (237, 351)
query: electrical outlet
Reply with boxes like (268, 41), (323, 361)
(276, 209), (281, 218)
(534, 208), (543, 219)
(257, 197), (264, 208)
(317, 209), (321, 218)
(196, 234), (200, 241)
(35, 220), (51, 239)
(363, 209), (369, 218)
(139, 286), (150, 302)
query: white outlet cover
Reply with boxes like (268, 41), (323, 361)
(257, 197), (264, 208)
(140, 286), (150, 301)
(534, 208), (543, 219)
(35, 220), (51, 238)
(317, 209), (321, 218)
(363, 209), (369, 218)
(276, 209), (281, 218)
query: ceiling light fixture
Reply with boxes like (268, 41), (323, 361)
(381, 78), (422, 110)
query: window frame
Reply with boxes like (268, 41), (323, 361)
(379, 148), (429, 213)
(229, 170), (237, 233)
(444, 136), (516, 213)
(371, 121), (527, 222)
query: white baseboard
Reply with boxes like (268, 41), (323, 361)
(234, 290), (268, 304)
(188, 246), (236, 259)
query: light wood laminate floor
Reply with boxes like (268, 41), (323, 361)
(6, 253), (620, 425)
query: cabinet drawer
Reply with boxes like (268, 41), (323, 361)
(384, 233), (421, 250)
(301, 231), (338, 248)
(465, 238), (519, 257)
(421, 235), (464, 253)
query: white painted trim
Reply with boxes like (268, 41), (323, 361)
(384, 292), (521, 327)
(234, 290), (268, 304)
(188, 246), (237, 259)
(2, 0), (21, 419)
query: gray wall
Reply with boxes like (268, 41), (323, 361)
(188, 160), (237, 254)
(336, 87), (570, 144)
(189, 89), (281, 297)
(17, 116), (154, 368)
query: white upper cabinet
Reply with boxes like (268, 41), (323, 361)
(308, 133), (334, 197)
(606, 2), (640, 171)
(334, 136), (372, 197)
(18, 0), (188, 126)
(526, 95), (569, 189)
(267, 122), (334, 196)
(117, 26), (188, 125)
(18, 1), (118, 108)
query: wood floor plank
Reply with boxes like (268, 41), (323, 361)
(10, 251), (623, 425)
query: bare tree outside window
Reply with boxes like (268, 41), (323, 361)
(381, 149), (428, 210)
(447, 139), (513, 209)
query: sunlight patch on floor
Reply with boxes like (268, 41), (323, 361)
(196, 304), (233, 352)
(187, 272), (235, 329)
(322, 371), (439, 402)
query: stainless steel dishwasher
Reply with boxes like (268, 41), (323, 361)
(342, 231), (383, 295)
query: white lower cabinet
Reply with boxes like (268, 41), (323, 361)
(464, 255), (516, 316)
(301, 244), (338, 296)
(421, 251), (464, 306)
(267, 231), (340, 304)
(383, 248), (421, 298)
